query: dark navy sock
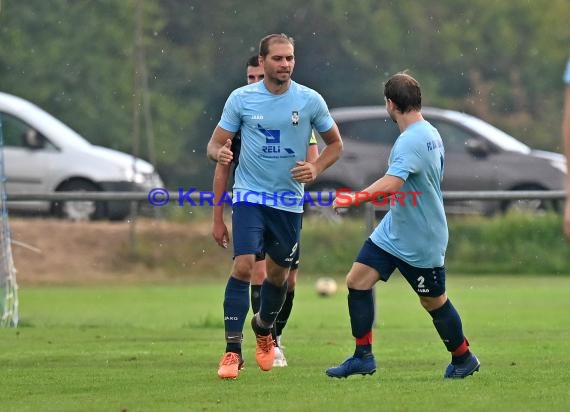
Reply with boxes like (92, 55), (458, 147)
(258, 279), (288, 330)
(275, 290), (294, 336)
(223, 276), (250, 354)
(348, 288), (375, 358)
(428, 299), (466, 354)
(250, 285), (262, 314)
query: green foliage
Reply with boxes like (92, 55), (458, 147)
(296, 216), (367, 275)
(1, 1), (569, 187)
(116, 213), (570, 278)
(0, 1), (135, 149)
(447, 212), (570, 274)
(0, 278), (569, 411)
(299, 213), (570, 276)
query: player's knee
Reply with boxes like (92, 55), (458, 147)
(419, 293), (447, 311)
(266, 268), (288, 286)
(287, 269), (297, 290)
(251, 272), (265, 284)
(346, 272), (355, 288)
(265, 256), (290, 285)
(232, 258), (254, 281)
(251, 266), (267, 284)
(346, 271), (373, 290)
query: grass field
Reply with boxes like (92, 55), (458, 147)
(1, 275), (569, 411)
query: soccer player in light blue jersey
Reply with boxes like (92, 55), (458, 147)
(563, 57), (570, 239)
(211, 54), (319, 368)
(207, 33), (343, 379)
(325, 72), (479, 380)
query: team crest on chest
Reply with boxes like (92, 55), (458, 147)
(291, 111), (299, 126)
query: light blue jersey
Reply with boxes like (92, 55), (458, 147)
(370, 120), (448, 268)
(564, 58), (570, 84)
(218, 80), (334, 213)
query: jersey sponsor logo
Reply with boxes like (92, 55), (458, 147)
(262, 146), (281, 153)
(258, 124), (280, 144)
(251, 114), (264, 120)
(257, 123), (295, 157)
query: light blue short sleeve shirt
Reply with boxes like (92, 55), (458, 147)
(218, 80), (334, 213)
(370, 120), (448, 268)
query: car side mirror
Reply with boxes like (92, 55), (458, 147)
(22, 129), (45, 149)
(465, 137), (489, 158)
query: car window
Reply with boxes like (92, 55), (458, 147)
(0, 112), (29, 147)
(428, 119), (473, 153)
(337, 117), (400, 145)
(0, 112), (56, 150)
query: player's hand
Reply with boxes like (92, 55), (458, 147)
(291, 161), (317, 183)
(332, 192), (355, 212)
(216, 139), (233, 166)
(212, 221), (230, 248)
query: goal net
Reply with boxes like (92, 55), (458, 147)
(0, 117), (19, 327)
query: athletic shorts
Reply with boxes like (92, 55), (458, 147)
(254, 244), (300, 269)
(355, 238), (446, 297)
(232, 202), (302, 268)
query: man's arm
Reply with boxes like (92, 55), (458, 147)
(207, 126), (235, 165)
(291, 124), (343, 183)
(306, 132), (319, 163)
(333, 174), (405, 210)
(212, 162), (231, 248)
(563, 85), (570, 238)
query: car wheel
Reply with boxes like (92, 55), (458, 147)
(53, 180), (105, 221)
(501, 184), (559, 215)
(106, 201), (132, 221)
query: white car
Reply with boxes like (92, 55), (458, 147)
(0, 92), (163, 220)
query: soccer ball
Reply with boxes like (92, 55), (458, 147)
(315, 277), (338, 297)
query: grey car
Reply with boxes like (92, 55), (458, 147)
(310, 106), (566, 215)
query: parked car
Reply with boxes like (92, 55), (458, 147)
(310, 106), (566, 215)
(0, 91), (163, 220)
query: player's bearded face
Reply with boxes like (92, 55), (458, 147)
(262, 43), (295, 85)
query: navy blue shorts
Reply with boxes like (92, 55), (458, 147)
(255, 247), (300, 269)
(355, 238), (446, 297)
(232, 202), (302, 268)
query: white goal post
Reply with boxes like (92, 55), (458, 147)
(0, 116), (19, 327)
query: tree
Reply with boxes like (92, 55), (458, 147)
(2, 0), (568, 188)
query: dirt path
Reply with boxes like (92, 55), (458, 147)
(8, 217), (220, 285)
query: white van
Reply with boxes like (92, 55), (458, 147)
(0, 92), (163, 220)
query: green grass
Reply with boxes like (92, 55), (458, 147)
(1, 275), (570, 411)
